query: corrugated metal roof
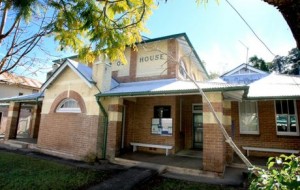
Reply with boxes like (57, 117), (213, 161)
(0, 72), (42, 89)
(0, 92), (44, 103)
(97, 78), (246, 97)
(67, 59), (94, 83)
(247, 73), (300, 98)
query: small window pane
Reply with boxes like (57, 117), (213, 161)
(290, 115), (297, 132)
(288, 100), (295, 114)
(276, 100), (282, 114)
(276, 115), (288, 132)
(282, 100), (288, 114)
(154, 106), (171, 118)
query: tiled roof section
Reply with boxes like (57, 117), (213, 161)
(97, 78), (246, 97)
(0, 92), (44, 103)
(0, 72), (42, 89)
(247, 73), (300, 98)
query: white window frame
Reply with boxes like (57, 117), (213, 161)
(56, 98), (81, 113)
(275, 100), (299, 136)
(239, 101), (259, 135)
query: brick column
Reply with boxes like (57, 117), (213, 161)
(202, 92), (226, 173)
(106, 98), (123, 160)
(29, 104), (41, 138)
(223, 101), (233, 164)
(4, 102), (21, 140)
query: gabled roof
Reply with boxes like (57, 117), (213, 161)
(247, 73), (300, 99)
(221, 63), (268, 77)
(220, 63), (269, 85)
(96, 78), (246, 97)
(0, 72), (42, 90)
(41, 59), (96, 91)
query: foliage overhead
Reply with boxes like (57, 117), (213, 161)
(0, 0), (54, 75)
(248, 55), (270, 72)
(0, 0), (155, 75)
(51, 0), (155, 64)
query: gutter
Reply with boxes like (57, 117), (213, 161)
(94, 85), (108, 160)
(96, 97), (108, 159)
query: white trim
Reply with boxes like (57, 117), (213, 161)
(239, 101), (260, 135)
(274, 100), (299, 136)
(41, 60), (92, 91)
(222, 64), (268, 77)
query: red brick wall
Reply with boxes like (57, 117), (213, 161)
(232, 100), (300, 157)
(38, 113), (102, 159)
(37, 90), (102, 160)
(123, 96), (177, 155)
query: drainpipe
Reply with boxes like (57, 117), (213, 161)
(95, 93), (108, 160)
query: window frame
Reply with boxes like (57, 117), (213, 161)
(179, 60), (187, 80)
(239, 101), (259, 135)
(56, 98), (81, 113)
(275, 100), (299, 136)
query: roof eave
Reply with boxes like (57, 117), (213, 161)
(96, 86), (247, 98)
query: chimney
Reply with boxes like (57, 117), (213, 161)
(92, 55), (112, 92)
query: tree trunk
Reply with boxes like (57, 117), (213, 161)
(263, 0), (300, 48)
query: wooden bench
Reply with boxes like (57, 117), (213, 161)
(130, 142), (173, 156)
(242, 146), (299, 157)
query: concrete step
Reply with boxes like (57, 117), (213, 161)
(4, 141), (28, 149)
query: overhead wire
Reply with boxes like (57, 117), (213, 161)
(225, 0), (276, 57)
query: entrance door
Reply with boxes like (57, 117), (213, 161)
(192, 104), (203, 149)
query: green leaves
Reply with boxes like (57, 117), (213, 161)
(249, 155), (300, 190)
(50, 0), (156, 64)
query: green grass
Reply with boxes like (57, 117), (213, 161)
(0, 152), (110, 190)
(135, 176), (241, 190)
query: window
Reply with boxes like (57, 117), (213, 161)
(239, 101), (259, 134)
(18, 92), (23, 96)
(152, 106), (172, 135)
(154, 106), (171, 118)
(56, 99), (81, 113)
(275, 100), (299, 136)
(179, 60), (187, 79)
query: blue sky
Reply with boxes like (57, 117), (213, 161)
(144, 0), (296, 75)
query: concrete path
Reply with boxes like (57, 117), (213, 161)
(162, 166), (248, 187)
(88, 167), (157, 190)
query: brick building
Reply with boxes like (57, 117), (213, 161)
(1, 33), (300, 176)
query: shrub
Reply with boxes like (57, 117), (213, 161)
(249, 154), (300, 189)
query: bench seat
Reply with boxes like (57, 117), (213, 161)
(242, 146), (299, 157)
(130, 142), (173, 156)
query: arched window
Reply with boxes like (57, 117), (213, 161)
(56, 98), (81, 113)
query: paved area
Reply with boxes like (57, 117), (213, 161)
(88, 167), (157, 190)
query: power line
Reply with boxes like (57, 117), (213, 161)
(225, 0), (276, 57)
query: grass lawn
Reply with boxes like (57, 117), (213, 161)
(135, 176), (242, 190)
(0, 151), (111, 190)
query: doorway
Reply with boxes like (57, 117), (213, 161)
(192, 104), (203, 149)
